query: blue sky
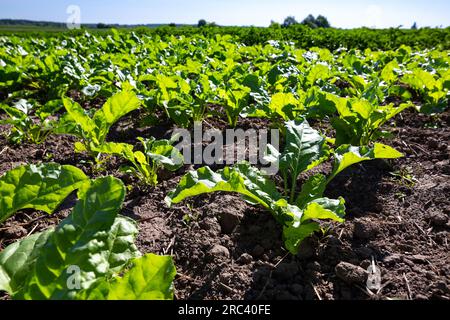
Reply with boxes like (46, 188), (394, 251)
(1, 0), (449, 28)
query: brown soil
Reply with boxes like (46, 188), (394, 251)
(0, 109), (449, 301)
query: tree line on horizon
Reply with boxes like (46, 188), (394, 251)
(0, 17), (428, 30)
(197, 15), (422, 30)
(196, 15), (330, 28)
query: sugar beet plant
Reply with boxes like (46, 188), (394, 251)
(166, 120), (402, 253)
(0, 99), (61, 145)
(56, 89), (141, 157)
(0, 163), (176, 300)
(93, 136), (184, 187)
(326, 95), (414, 146)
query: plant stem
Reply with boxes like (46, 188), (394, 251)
(289, 177), (296, 204)
(283, 172), (289, 197)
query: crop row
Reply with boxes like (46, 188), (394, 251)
(5, 26), (450, 50)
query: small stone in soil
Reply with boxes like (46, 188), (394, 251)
(209, 244), (230, 259)
(199, 217), (221, 234)
(219, 272), (232, 282)
(426, 271), (436, 280)
(219, 211), (240, 234)
(335, 262), (368, 284)
(397, 243), (415, 252)
(360, 259), (371, 269)
(428, 212), (448, 227)
(410, 254), (429, 263)
(237, 253), (253, 264)
(437, 281), (449, 291)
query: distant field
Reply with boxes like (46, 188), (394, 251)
(0, 25), (67, 33)
(0, 24), (117, 36)
(1, 24), (449, 51)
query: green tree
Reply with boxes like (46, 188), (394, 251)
(198, 19), (207, 27)
(302, 14), (318, 28)
(269, 20), (281, 29)
(316, 15), (331, 28)
(282, 16), (298, 28)
(97, 23), (110, 29)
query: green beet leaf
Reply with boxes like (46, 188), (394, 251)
(0, 163), (88, 224)
(76, 254), (176, 300)
(279, 120), (329, 179)
(166, 162), (282, 211)
(60, 90), (141, 155)
(15, 176), (140, 300)
(283, 222), (320, 255)
(295, 174), (327, 208)
(302, 197), (346, 223)
(62, 97), (96, 137)
(328, 143), (403, 182)
(0, 229), (54, 294)
(273, 120), (329, 202)
(93, 90), (141, 144)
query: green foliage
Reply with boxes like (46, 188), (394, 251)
(94, 137), (184, 186)
(77, 254), (176, 300)
(166, 162), (282, 211)
(147, 73), (217, 127)
(57, 90), (141, 156)
(15, 176), (137, 299)
(0, 163), (88, 224)
(0, 229), (53, 294)
(0, 99), (60, 144)
(0, 171), (176, 300)
(328, 95), (413, 146)
(1, 31), (448, 132)
(1, 25), (450, 50)
(218, 84), (251, 127)
(401, 68), (449, 114)
(267, 121), (330, 202)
